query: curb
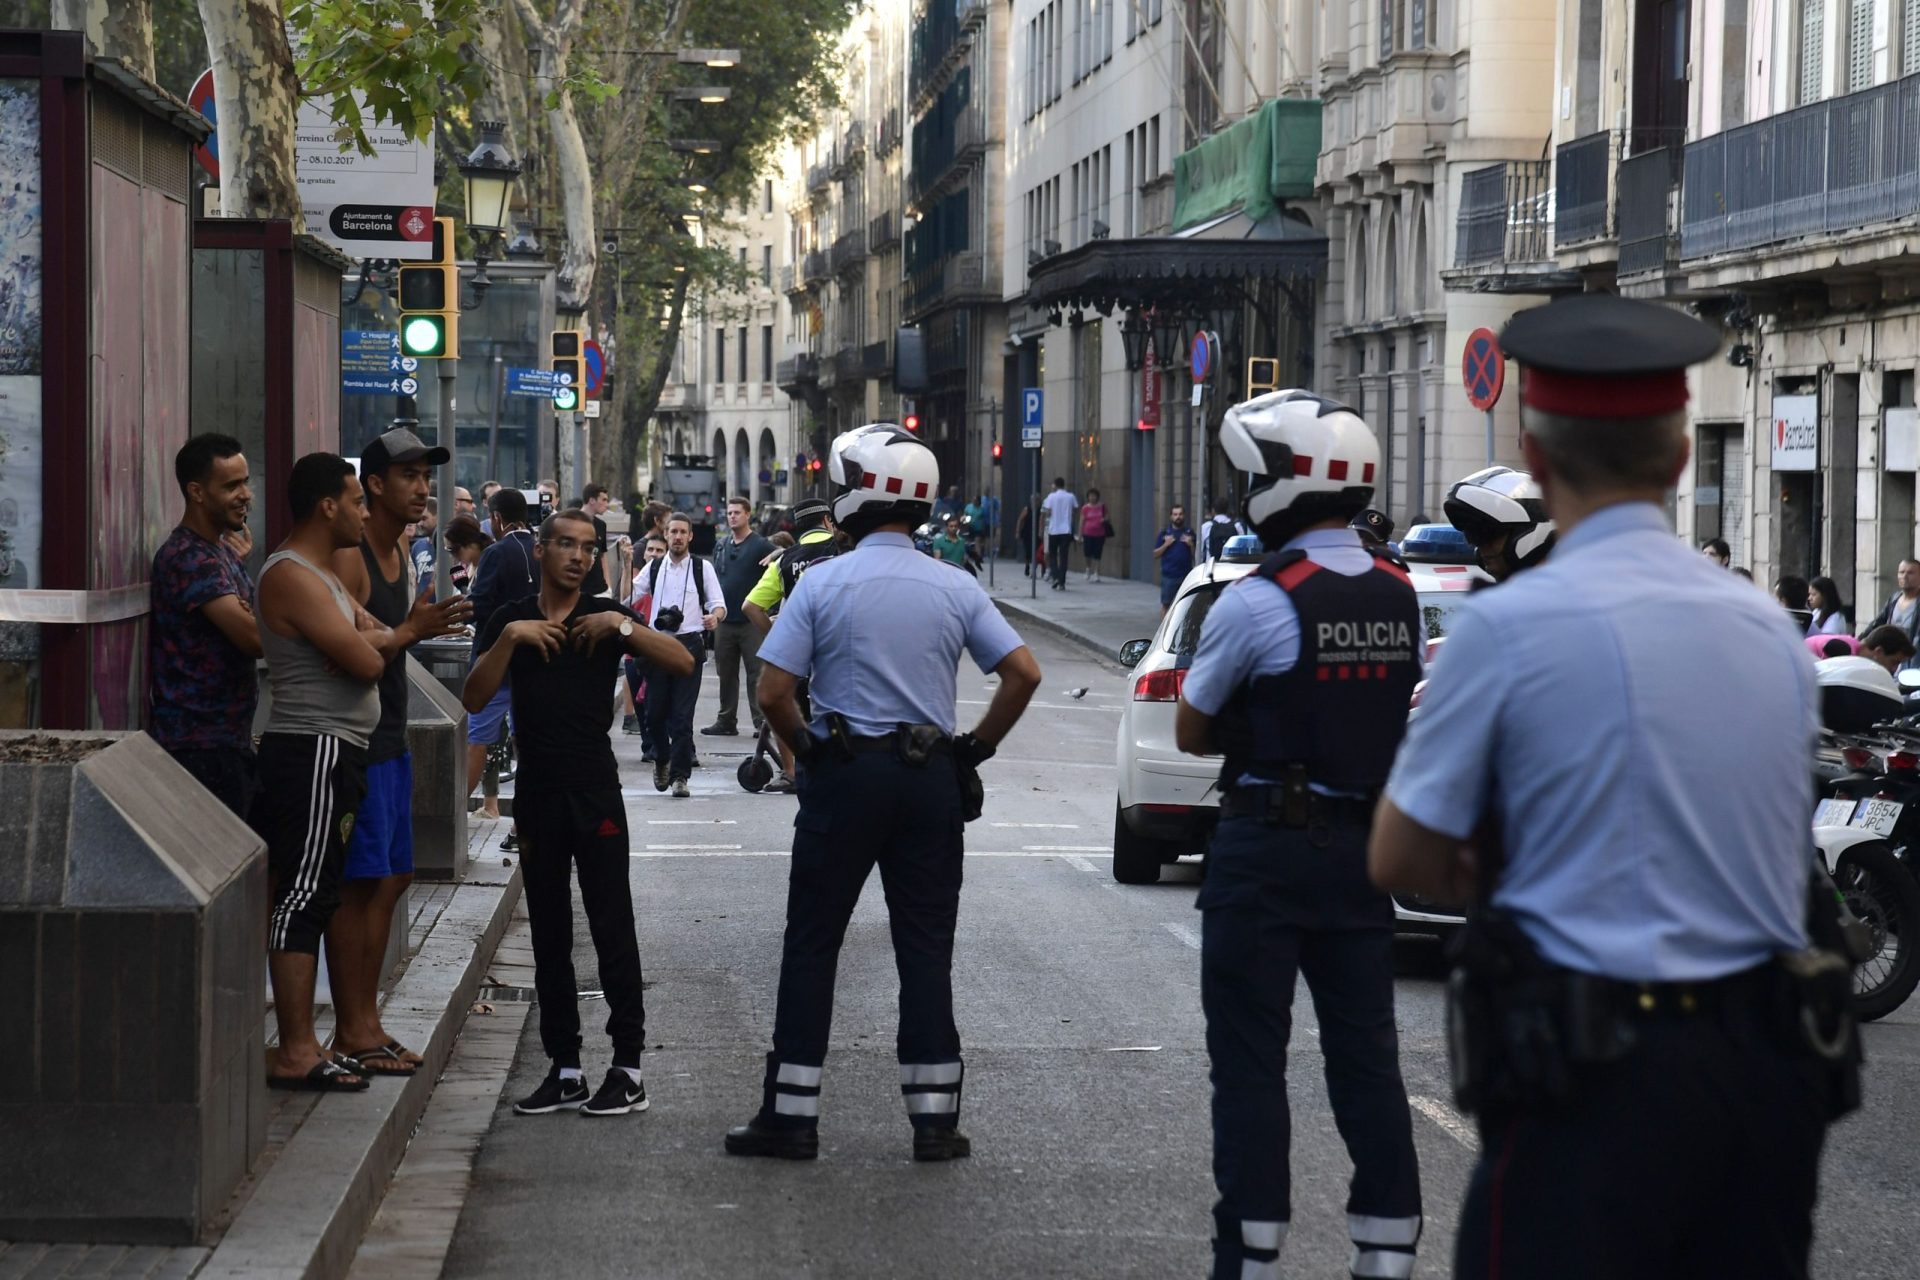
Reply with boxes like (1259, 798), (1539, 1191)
(199, 870), (523, 1280)
(989, 596), (1124, 666)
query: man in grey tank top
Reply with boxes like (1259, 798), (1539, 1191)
(255, 454), (419, 1093)
(328, 429), (473, 1077)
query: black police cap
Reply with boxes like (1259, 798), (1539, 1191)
(1500, 293), (1720, 375)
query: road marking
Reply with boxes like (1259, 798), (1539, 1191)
(1064, 855), (1099, 874)
(1409, 1095), (1478, 1151)
(644, 843), (744, 851)
(957, 699), (1119, 713)
(1021, 845), (1110, 851)
(627, 849), (1119, 859)
(985, 758), (1115, 770)
(1161, 922), (1202, 950)
(991, 822), (1081, 828)
(646, 819), (738, 825)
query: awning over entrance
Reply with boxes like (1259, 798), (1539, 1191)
(1023, 207), (1326, 317)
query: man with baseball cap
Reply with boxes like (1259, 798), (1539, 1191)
(327, 428), (472, 1075)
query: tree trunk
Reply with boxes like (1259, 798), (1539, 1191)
(199, 0), (302, 223)
(513, 0), (595, 303)
(472, 9), (534, 216)
(53, 0), (156, 77)
(596, 270), (690, 499)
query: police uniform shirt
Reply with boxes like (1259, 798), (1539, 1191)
(1182, 527), (1396, 791)
(1384, 501), (1816, 982)
(757, 531), (1022, 736)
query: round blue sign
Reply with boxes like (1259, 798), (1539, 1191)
(1190, 330), (1212, 382)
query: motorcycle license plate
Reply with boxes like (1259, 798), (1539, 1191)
(1815, 798), (1860, 827)
(1851, 798), (1904, 837)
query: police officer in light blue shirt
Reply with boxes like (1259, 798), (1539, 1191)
(1370, 293), (1833, 1279)
(725, 424), (1042, 1164)
(1175, 391), (1426, 1280)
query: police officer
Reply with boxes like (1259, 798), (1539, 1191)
(1174, 390), (1425, 1280)
(725, 424), (1043, 1162)
(1441, 466), (1556, 583)
(1370, 293), (1838, 1278)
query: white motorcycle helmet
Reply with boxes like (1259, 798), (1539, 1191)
(1443, 466), (1557, 579)
(1218, 389), (1379, 544)
(827, 423), (940, 539)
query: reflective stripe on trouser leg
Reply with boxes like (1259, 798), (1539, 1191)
(762, 1056), (822, 1124)
(1237, 1220), (1288, 1280)
(1349, 1213), (1420, 1279)
(900, 1060), (963, 1126)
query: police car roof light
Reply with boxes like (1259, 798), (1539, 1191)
(1221, 533), (1265, 562)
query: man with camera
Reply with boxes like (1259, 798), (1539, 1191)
(638, 512), (727, 797)
(465, 509), (693, 1116)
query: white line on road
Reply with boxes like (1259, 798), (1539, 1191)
(1064, 856), (1099, 874)
(991, 822), (1082, 828)
(1021, 845), (1111, 851)
(1161, 922), (1202, 950)
(985, 758), (1115, 770)
(646, 820), (739, 825)
(957, 699), (1119, 713)
(1409, 1095), (1478, 1151)
(627, 849), (1119, 858)
(644, 843), (745, 851)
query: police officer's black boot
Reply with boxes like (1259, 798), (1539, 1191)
(911, 1126), (971, 1161)
(723, 1117), (819, 1160)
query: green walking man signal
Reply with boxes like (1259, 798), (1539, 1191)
(398, 217), (459, 359)
(550, 330), (582, 411)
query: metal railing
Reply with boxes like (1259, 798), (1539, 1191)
(802, 249), (829, 283)
(1554, 131), (1613, 246)
(774, 354), (818, 389)
(834, 344), (864, 380)
(830, 229), (868, 273)
(869, 210), (900, 250)
(1682, 71), (1920, 259)
(843, 120), (865, 159)
(807, 158), (834, 193)
(779, 264), (799, 293)
(1617, 147), (1683, 277)
(1455, 161), (1552, 267)
(877, 107), (902, 156)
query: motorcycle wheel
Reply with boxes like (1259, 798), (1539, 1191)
(1835, 841), (1920, 1021)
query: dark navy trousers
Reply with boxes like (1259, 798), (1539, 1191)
(760, 752), (967, 1130)
(1199, 813), (1423, 1280)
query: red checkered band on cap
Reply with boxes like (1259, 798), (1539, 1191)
(1328, 459), (1349, 481)
(885, 476), (903, 494)
(915, 482), (930, 498)
(1363, 463), (1376, 483)
(1520, 367), (1689, 417)
(1292, 454), (1313, 476)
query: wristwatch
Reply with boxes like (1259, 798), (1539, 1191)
(618, 618), (634, 638)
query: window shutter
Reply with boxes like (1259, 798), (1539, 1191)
(1848, 0), (1874, 93)
(1906, 0), (1920, 74)
(1800, 0), (1826, 105)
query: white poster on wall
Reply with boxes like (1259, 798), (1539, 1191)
(1772, 394), (1819, 472)
(295, 96), (436, 261)
(1886, 407), (1918, 473)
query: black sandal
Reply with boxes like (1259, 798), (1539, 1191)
(341, 1040), (421, 1076)
(268, 1058), (369, 1092)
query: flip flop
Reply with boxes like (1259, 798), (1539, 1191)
(340, 1040), (421, 1076)
(269, 1058), (369, 1092)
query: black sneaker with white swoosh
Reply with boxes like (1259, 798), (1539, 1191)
(513, 1068), (589, 1115)
(581, 1069), (649, 1117)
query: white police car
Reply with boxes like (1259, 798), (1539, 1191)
(1112, 534), (1487, 919)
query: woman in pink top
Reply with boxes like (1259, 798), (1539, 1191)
(1080, 488), (1110, 582)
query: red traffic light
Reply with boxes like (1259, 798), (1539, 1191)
(904, 413), (921, 432)
(991, 441), (1003, 462)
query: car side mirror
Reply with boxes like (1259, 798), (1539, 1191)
(1899, 669), (1920, 692)
(1118, 638), (1152, 668)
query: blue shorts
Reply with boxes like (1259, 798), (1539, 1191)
(344, 753), (415, 881)
(467, 683), (511, 745)
(1160, 576), (1183, 607)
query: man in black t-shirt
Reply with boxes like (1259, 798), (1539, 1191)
(465, 508), (694, 1118)
(580, 483), (612, 597)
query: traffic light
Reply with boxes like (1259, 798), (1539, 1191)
(398, 217), (458, 359)
(550, 330), (582, 412)
(991, 441), (1003, 465)
(903, 412), (921, 433)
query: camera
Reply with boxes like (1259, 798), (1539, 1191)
(654, 605), (685, 633)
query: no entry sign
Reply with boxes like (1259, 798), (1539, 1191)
(1462, 327), (1505, 411)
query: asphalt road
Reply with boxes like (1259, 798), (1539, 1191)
(442, 622), (1920, 1278)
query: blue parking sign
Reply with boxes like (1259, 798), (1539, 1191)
(1022, 387), (1044, 428)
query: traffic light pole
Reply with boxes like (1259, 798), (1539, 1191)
(434, 355), (457, 602)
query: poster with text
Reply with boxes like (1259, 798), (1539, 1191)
(0, 78), (42, 375)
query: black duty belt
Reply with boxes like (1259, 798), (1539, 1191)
(843, 732), (952, 756)
(1584, 961), (1782, 1020)
(1219, 784), (1376, 826)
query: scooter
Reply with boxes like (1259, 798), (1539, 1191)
(737, 718), (780, 793)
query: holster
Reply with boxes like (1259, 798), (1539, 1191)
(955, 757), (985, 823)
(1789, 864), (1867, 1119)
(894, 722), (947, 768)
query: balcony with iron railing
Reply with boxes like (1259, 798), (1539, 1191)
(802, 248), (830, 284)
(869, 209), (900, 251)
(905, 251), (996, 319)
(877, 106), (903, 156)
(1447, 159), (1578, 293)
(908, 109), (989, 202)
(774, 353), (819, 394)
(780, 263), (803, 295)
(830, 229), (868, 274)
(910, 0), (979, 106)
(807, 156), (835, 195)
(1616, 145), (1689, 288)
(1681, 71), (1920, 273)
(833, 344), (865, 382)
(1554, 130), (1615, 248)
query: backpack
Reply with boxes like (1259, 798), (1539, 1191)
(646, 554), (711, 618)
(1205, 518), (1245, 559)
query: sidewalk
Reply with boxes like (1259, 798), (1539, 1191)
(980, 557), (1164, 661)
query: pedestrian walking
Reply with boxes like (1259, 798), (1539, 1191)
(1201, 496), (1246, 560)
(1041, 477), (1078, 590)
(1371, 293), (1850, 1279)
(725, 424), (1041, 1163)
(740, 497), (842, 794)
(1808, 575), (1851, 637)
(638, 513), (726, 797)
(465, 488), (538, 837)
(1174, 390), (1425, 1280)
(1080, 487), (1110, 581)
(930, 514), (972, 569)
(1442, 467), (1557, 583)
(254, 453), (392, 1094)
(149, 434), (262, 818)
(1015, 502), (1035, 577)
(623, 531), (669, 746)
(465, 508), (695, 1117)
(1152, 505), (1196, 617)
(703, 497), (775, 739)
(328, 429), (472, 1079)
(579, 483), (613, 597)
(408, 498), (437, 585)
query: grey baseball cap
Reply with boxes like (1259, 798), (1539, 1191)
(360, 427), (449, 477)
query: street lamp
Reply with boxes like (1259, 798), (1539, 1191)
(1148, 307), (1186, 370)
(1119, 308), (1151, 372)
(458, 122), (522, 300)
(669, 139), (721, 155)
(673, 86), (732, 104)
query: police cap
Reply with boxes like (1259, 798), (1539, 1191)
(1500, 293), (1721, 420)
(1350, 508), (1393, 544)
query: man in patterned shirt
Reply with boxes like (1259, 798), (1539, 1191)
(148, 434), (262, 816)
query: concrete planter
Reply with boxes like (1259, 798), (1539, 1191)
(405, 652), (470, 882)
(0, 731), (268, 1244)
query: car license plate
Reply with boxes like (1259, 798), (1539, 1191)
(1814, 798), (1859, 827)
(1851, 798), (1904, 837)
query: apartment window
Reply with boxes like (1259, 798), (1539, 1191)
(764, 180), (773, 213)
(1799, 0), (1825, 104)
(1123, 130), (1136, 235)
(762, 244), (772, 285)
(715, 328), (726, 383)
(738, 247), (748, 270)
(1127, 0), (1139, 42)
(1105, 0), (1115, 59)
(1072, 0), (1083, 81)
(1149, 115), (1161, 180)
(761, 325), (773, 383)
(1381, 0), (1394, 59)
(1150, 0), (1163, 22)
(737, 325), (748, 384)
(1847, 0), (1874, 93)
(1101, 144), (1112, 230)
